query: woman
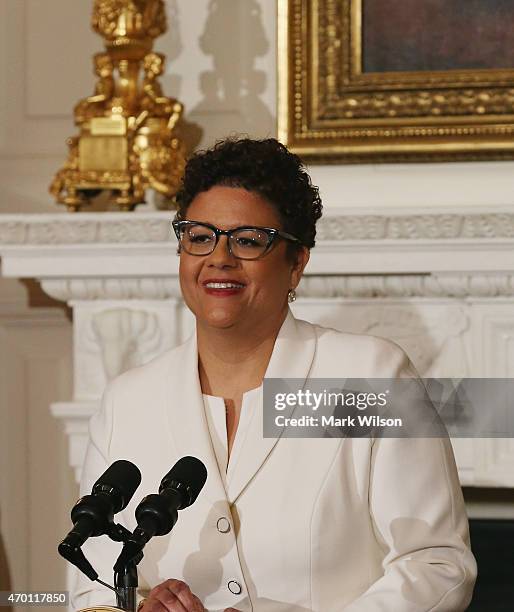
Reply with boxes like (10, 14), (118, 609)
(73, 138), (476, 611)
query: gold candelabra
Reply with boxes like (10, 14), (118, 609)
(50, 0), (186, 211)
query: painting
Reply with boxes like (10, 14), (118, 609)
(278, 0), (514, 162)
(362, 0), (514, 73)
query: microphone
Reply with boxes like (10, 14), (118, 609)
(114, 456), (207, 571)
(59, 459), (142, 578)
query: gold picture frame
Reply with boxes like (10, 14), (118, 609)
(278, 0), (514, 163)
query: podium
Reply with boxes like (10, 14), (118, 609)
(80, 607), (126, 612)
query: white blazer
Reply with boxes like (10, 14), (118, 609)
(73, 311), (476, 612)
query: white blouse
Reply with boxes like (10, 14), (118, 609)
(202, 386), (261, 502)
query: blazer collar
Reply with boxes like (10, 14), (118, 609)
(228, 310), (317, 502)
(166, 309), (317, 505)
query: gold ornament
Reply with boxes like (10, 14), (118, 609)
(50, 0), (186, 211)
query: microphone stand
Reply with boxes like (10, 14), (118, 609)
(115, 560), (138, 612)
(106, 523), (143, 612)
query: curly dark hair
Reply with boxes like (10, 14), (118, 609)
(175, 138), (323, 251)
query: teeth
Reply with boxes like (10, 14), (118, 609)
(205, 282), (244, 289)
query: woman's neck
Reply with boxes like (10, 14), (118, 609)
(196, 310), (287, 399)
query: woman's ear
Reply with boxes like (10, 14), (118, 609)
(290, 247), (310, 289)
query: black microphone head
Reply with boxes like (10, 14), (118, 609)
(92, 460), (142, 513)
(58, 540), (98, 581)
(160, 456), (207, 508)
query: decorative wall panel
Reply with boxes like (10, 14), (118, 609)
(0, 306), (73, 608)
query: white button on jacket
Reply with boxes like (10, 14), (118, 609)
(228, 581), (242, 595)
(216, 517), (231, 534)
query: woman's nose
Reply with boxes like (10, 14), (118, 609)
(206, 235), (237, 266)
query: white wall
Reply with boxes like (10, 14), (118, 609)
(2, 0), (514, 216)
(0, 280), (73, 610)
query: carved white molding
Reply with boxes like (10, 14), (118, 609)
(41, 278), (183, 301)
(73, 301), (191, 400)
(316, 212), (514, 240)
(92, 308), (161, 381)
(355, 305), (470, 378)
(2, 211), (514, 244)
(50, 402), (97, 483)
(479, 312), (514, 378)
(0, 213), (173, 245)
(32, 274), (514, 302)
(291, 300), (471, 379)
(3, 211), (514, 277)
(299, 274), (514, 298)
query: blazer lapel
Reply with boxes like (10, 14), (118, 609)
(227, 310), (317, 503)
(164, 331), (228, 507)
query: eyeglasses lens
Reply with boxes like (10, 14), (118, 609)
(230, 229), (269, 258)
(181, 225), (216, 255)
(179, 224), (270, 259)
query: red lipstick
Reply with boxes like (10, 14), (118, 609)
(201, 278), (246, 297)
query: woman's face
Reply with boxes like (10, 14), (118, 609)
(178, 185), (309, 333)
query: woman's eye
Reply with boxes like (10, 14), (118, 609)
(189, 233), (212, 243)
(236, 237), (260, 247)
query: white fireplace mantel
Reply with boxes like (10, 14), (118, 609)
(2, 209), (514, 277)
(2, 207), (514, 487)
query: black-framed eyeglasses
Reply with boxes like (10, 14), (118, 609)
(172, 220), (301, 260)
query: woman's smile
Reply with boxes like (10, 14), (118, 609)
(202, 277), (247, 296)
